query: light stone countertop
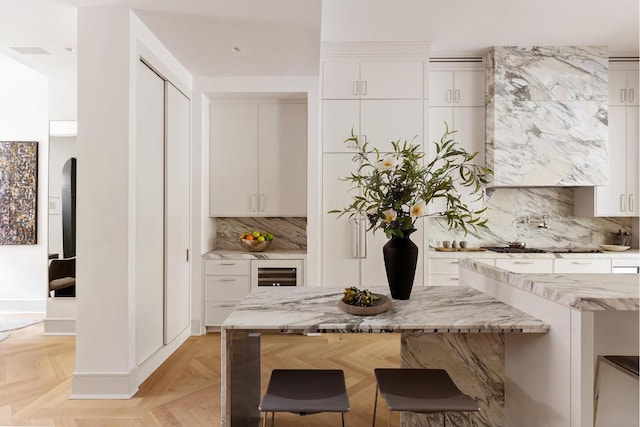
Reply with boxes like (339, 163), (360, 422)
(428, 248), (640, 260)
(222, 286), (549, 333)
(203, 249), (306, 260)
(459, 259), (639, 311)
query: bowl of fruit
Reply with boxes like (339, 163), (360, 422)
(240, 231), (274, 252)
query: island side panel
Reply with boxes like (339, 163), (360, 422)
(400, 332), (505, 427)
(461, 268), (575, 427)
(223, 330), (261, 427)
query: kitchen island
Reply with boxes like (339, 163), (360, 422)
(221, 286), (548, 427)
(459, 260), (639, 427)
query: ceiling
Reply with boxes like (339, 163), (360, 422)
(0, 0), (637, 80)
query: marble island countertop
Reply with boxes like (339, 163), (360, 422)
(222, 286), (549, 333)
(203, 249), (306, 260)
(460, 259), (639, 311)
(429, 248), (640, 259)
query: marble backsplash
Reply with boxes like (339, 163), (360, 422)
(215, 217), (307, 250)
(428, 187), (633, 248)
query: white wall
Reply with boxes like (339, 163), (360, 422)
(73, 5), (192, 398)
(48, 67), (78, 121)
(0, 52), (49, 313)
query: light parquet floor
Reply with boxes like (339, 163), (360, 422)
(0, 323), (401, 426)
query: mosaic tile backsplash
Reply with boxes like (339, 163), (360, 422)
(428, 187), (633, 248)
(216, 217), (306, 250)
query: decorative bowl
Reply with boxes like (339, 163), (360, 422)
(338, 294), (391, 316)
(600, 244), (631, 252)
(240, 238), (273, 252)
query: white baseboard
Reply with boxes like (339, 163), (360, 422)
(71, 369), (138, 399)
(43, 318), (76, 335)
(0, 299), (46, 313)
(137, 327), (191, 386)
(191, 318), (203, 336)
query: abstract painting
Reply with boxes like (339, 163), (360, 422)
(0, 141), (38, 244)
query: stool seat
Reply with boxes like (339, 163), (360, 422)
(374, 368), (480, 413)
(259, 369), (350, 426)
(602, 355), (639, 377)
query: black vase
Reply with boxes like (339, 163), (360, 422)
(383, 230), (418, 300)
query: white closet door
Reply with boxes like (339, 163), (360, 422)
(164, 82), (191, 344)
(135, 60), (165, 365)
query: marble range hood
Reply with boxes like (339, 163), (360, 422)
(486, 46), (609, 187)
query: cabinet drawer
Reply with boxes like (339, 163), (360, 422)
(428, 273), (461, 286)
(205, 275), (251, 300)
(429, 258), (461, 273)
(204, 259), (250, 275)
(496, 259), (553, 273)
(205, 302), (237, 326)
(554, 258), (611, 273)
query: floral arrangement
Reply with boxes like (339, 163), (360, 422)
(330, 124), (491, 238)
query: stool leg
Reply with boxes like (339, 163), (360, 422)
(443, 412), (446, 427)
(468, 412), (472, 427)
(270, 412), (275, 427)
(342, 412), (346, 427)
(372, 385), (379, 427)
(594, 356), (604, 427)
(387, 409), (391, 427)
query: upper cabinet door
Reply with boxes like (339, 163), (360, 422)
(454, 70), (485, 106)
(625, 106), (639, 215)
(259, 103), (308, 216)
(627, 70), (639, 106)
(322, 100), (360, 153)
(323, 61), (360, 99)
(210, 103), (258, 216)
(360, 100), (423, 152)
(609, 70), (628, 106)
(360, 61), (424, 99)
(595, 106), (627, 216)
(428, 71), (455, 106)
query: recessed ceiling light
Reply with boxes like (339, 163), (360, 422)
(231, 47), (241, 53)
(10, 47), (50, 55)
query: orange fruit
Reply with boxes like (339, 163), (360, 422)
(245, 235), (254, 240)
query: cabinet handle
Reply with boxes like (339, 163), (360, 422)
(259, 194), (265, 212)
(352, 81), (358, 96)
(447, 89), (452, 103)
(621, 89), (627, 103)
(572, 261), (594, 265)
(350, 218), (359, 258)
(220, 304), (235, 308)
(361, 80), (367, 96)
(450, 277), (459, 281)
(362, 220), (367, 259)
(514, 261), (536, 265)
(220, 262), (236, 266)
(450, 260), (459, 264)
(621, 194), (627, 212)
(455, 89), (461, 103)
(629, 194), (635, 212)
(217, 278), (237, 282)
(630, 89), (635, 103)
(250, 194), (257, 212)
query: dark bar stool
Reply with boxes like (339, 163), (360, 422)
(373, 368), (480, 427)
(593, 355), (639, 426)
(259, 369), (351, 427)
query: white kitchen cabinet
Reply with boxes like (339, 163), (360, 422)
(210, 100), (307, 217)
(429, 70), (485, 107)
(428, 257), (495, 286)
(322, 100), (423, 153)
(553, 258), (611, 273)
(495, 258), (554, 273)
(323, 60), (424, 100)
(575, 105), (639, 217)
(609, 68), (639, 106)
(203, 259), (251, 327)
(427, 106), (486, 215)
(322, 153), (424, 288)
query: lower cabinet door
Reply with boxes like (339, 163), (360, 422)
(553, 258), (611, 273)
(495, 259), (553, 273)
(205, 302), (238, 326)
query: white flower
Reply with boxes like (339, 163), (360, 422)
(410, 200), (426, 218)
(376, 154), (398, 171)
(366, 207), (378, 215)
(383, 209), (397, 223)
